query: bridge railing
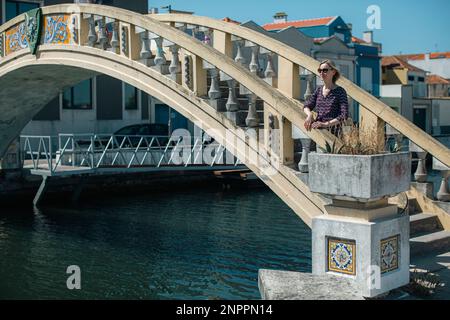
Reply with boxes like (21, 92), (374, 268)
(0, 4), (339, 167)
(149, 14), (450, 168)
(21, 133), (241, 173)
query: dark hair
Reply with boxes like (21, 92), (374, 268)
(319, 59), (340, 83)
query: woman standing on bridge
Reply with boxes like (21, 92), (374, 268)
(303, 59), (349, 137)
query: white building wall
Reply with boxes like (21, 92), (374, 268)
(381, 84), (403, 97)
(408, 57), (450, 79)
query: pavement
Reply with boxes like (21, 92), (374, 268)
(409, 251), (450, 300)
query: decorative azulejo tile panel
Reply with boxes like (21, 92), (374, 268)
(380, 235), (399, 274)
(44, 15), (72, 45)
(5, 22), (28, 56)
(328, 237), (356, 276)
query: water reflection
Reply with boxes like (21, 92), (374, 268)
(0, 186), (311, 299)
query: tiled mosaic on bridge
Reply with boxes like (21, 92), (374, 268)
(44, 15), (73, 45)
(380, 235), (399, 274)
(328, 237), (356, 276)
(5, 22), (29, 55)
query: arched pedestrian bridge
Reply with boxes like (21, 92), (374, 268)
(1, 4), (449, 229)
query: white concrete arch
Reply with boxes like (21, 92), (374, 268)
(0, 44), (324, 227)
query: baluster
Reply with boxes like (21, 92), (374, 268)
(203, 29), (212, 46)
(154, 37), (166, 66)
(139, 31), (151, 59)
(169, 45), (181, 83)
(183, 54), (192, 89)
(110, 22), (119, 51)
(437, 171), (450, 201)
(304, 72), (314, 101)
(226, 79), (238, 111)
(97, 18), (108, 49)
(267, 113), (279, 159)
(0, 33), (4, 58)
(70, 15), (78, 44)
(386, 125), (403, 152)
(191, 26), (199, 39)
(234, 40), (246, 65)
(264, 52), (276, 78)
(298, 136), (311, 173)
(120, 25), (128, 56)
(245, 93), (259, 127)
(249, 45), (260, 74)
(409, 141), (428, 182)
(433, 158), (450, 202)
(87, 16), (97, 47)
(394, 133), (404, 151)
(208, 68), (221, 99)
(415, 152), (428, 182)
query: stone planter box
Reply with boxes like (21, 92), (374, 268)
(308, 152), (411, 200)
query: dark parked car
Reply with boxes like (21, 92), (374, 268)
(74, 123), (170, 149)
(113, 123), (170, 147)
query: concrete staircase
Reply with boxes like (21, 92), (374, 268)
(409, 198), (450, 256)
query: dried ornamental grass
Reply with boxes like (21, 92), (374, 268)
(320, 123), (401, 155)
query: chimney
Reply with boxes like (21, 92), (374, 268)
(347, 23), (353, 31)
(149, 7), (159, 14)
(363, 31), (373, 43)
(273, 12), (288, 23)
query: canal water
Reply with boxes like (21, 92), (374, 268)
(0, 185), (311, 299)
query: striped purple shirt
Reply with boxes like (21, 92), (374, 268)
(304, 85), (349, 123)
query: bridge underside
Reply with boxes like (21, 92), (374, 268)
(0, 64), (97, 156)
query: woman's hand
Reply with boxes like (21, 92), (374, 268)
(311, 121), (327, 129)
(304, 115), (314, 131)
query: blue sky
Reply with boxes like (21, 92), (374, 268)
(148, 0), (450, 55)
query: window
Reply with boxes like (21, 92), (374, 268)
(361, 67), (373, 93)
(124, 83), (138, 110)
(418, 77), (425, 82)
(63, 79), (93, 109)
(5, 0), (40, 22)
(408, 75), (415, 82)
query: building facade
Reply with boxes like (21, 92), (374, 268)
(399, 52), (450, 80)
(380, 55), (437, 134)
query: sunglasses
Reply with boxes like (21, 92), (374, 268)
(318, 68), (330, 73)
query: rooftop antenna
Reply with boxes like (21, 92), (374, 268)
(161, 5), (172, 13)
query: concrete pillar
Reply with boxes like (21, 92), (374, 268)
(213, 29), (233, 57)
(192, 55), (207, 97)
(274, 57), (299, 166)
(309, 152), (411, 298)
(312, 199), (410, 298)
(0, 138), (21, 170)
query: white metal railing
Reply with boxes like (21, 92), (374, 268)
(20, 133), (242, 174)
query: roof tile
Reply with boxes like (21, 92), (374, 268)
(263, 16), (336, 31)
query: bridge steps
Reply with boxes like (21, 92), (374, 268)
(410, 231), (450, 256)
(409, 213), (442, 236)
(408, 195), (450, 256)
